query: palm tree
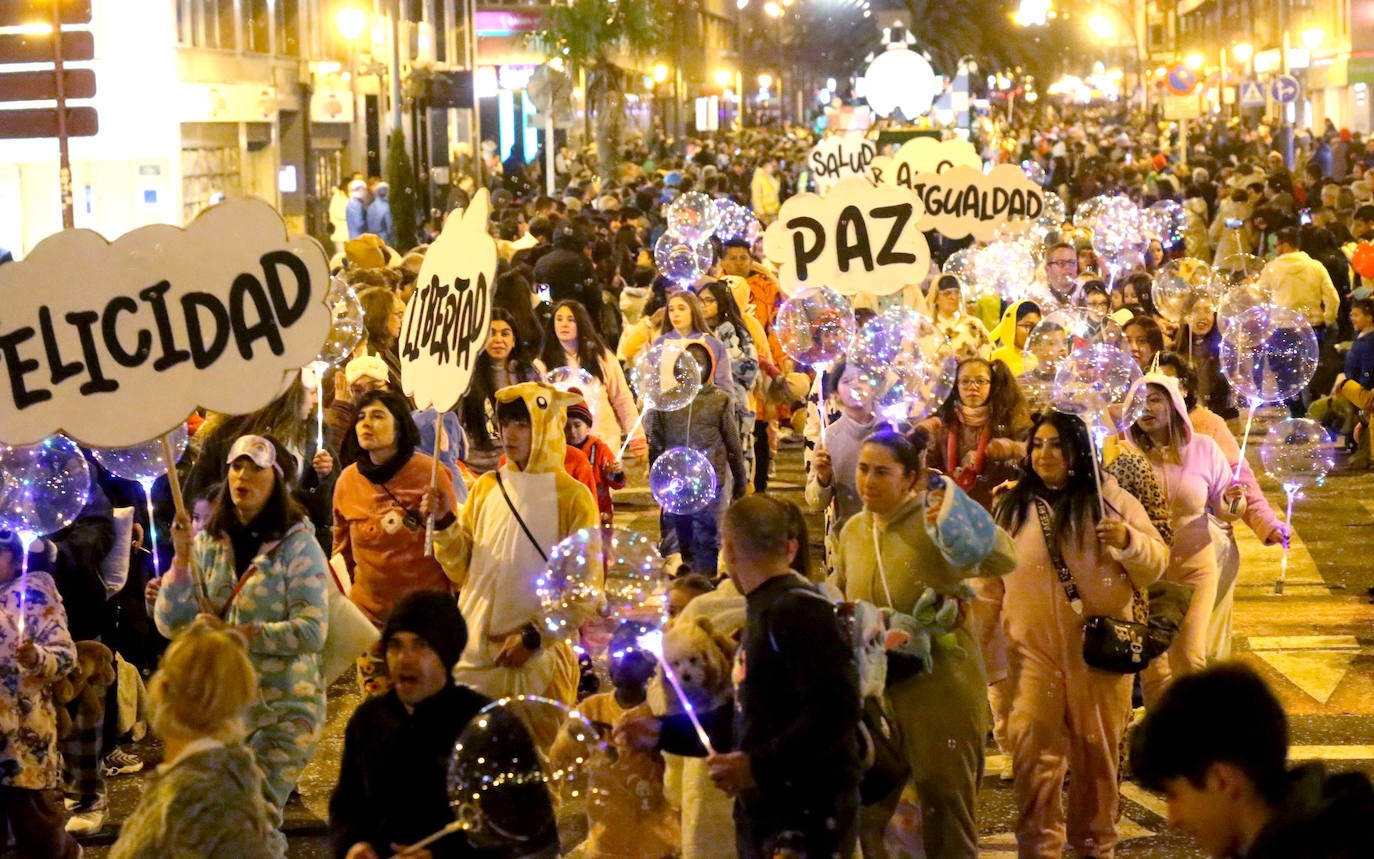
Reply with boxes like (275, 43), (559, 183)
(530, 0), (664, 185)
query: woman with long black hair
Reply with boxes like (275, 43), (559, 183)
(458, 308), (544, 474)
(538, 299), (646, 458)
(986, 412), (1168, 859)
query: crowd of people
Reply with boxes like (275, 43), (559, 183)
(5, 102), (1374, 859)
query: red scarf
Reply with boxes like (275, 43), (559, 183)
(948, 423), (989, 492)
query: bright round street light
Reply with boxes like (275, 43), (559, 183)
(653, 63), (669, 83)
(764, 1), (783, 18)
(758, 73), (773, 89)
(336, 7), (367, 41)
(1232, 42), (1253, 63)
(715, 68), (732, 87)
(1302, 28), (1324, 50)
(1088, 14), (1114, 40)
(1185, 53), (1203, 70)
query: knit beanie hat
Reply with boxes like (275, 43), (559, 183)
(382, 591), (468, 673)
(566, 400), (593, 427)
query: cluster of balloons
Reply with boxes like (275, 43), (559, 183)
(1019, 307), (1127, 407)
(849, 307), (957, 424)
(538, 527), (666, 648)
(626, 343), (719, 514)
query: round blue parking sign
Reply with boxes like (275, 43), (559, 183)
(1166, 65), (1199, 96)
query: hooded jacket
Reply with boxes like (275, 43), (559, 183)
(1257, 250), (1341, 327)
(434, 382), (599, 701)
(644, 343), (748, 502)
(989, 300), (1037, 376)
(1125, 373), (1244, 569)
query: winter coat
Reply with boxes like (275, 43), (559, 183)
(1188, 406), (1285, 543)
(1245, 763), (1374, 859)
(645, 383), (749, 505)
(0, 571), (76, 790)
(1257, 251), (1341, 327)
(330, 685), (492, 858)
(109, 742), (283, 859)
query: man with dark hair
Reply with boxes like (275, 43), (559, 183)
(330, 590), (492, 858)
(617, 496), (862, 859)
(1352, 204), (1374, 242)
(1259, 226), (1340, 329)
(534, 222), (601, 322)
(1131, 663), (1374, 858)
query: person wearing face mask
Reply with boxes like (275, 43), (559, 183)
(156, 434), (330, 820)
(986, 412), (1169, 859)
(833, 429), (1017, 859)
(1126, 375), (1246, 706)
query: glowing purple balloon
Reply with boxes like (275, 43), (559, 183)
(650, 447), (718, 514)
(776, 285), (856, 370)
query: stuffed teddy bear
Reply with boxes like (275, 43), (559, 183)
(52, 640), (116, 739)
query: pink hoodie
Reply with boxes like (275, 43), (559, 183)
(1188, 406), (1286, 543)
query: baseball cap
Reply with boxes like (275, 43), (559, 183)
(226, 435), (283, 477)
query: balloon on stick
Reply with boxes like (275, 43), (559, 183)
(91, 424), (190, 581)
(622, 344), (703, 459)
(1219, 304), (1319, 478)
(1151, 258), (1215, 324)
(1260, 418), (1335, 594)
(849, 308), (957, 425)
(0, 436), (92, 637)
(1051, 344), (1143, 516)
(650, 447), (718, 515)
(653, 233), (713, 285)
(665, 191), (721, 244)
(776, 286), (856, 444)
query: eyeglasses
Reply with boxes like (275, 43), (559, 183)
(1016, 320), (1038, 331)
(1047, 258), (1078, 268)
(958, 377), (992, 388)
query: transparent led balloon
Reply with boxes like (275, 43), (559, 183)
(969, 239), (1038, 303)
(1213, 252), (1267, 293)
(653, 233), (712, 285)
(775, 285), (856, 370)
(1090, 197), (1150, 261)
(650, 447), (718, 515)
(1151, 258), (1215, 324)
(537, 529), (603, 647)
(1219, 305), (1318, 405)
(850, 308), (956, 423)
(1020, 309), (1126, 405)
(447, 696), (607, 853)
(713, 197), (757, 243)
(1147, 199), (1186, 249)
(91, 424), (188, 486)
(1074, 195), (1112, 231)
(1021, 160), (1048, 186)
(316, 277), (366, 366)
(602, 530), (665, 627)
(547, 366), (598, 395)
(1215, 276), (1274, 333)
(665, 191), (721, 244)
(0, 435), (92, 539)
(631, 343), (702, 412)
(1052, 343), (1143, 419)
(1041, 192), (1067, 225)
(1260, 418), (1335, 490)
(942, 248), (977, 286)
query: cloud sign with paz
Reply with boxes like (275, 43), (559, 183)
(762, 176), (930, 297)
(0, 199), (330, 447)
(399, 189), (497, 412)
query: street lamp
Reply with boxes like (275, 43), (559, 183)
(758, 73), (773, 89)
(336, 8), (367, 41)
(1232, 42), (1253, 64)
(1088, 14), (1114, 40)
(715, 68), (732, 87)
(653, 63), (669, 83)
(1185, 53), (1203, 70)
(1302, 28), (1324, 51)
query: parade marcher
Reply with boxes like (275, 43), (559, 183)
(564, 398), (625, 530)
(930, 275), (994, 359)
(110, 618), (283, 859)
(696, 279), (761, 483)
(989, 301), (1042, 376)
(654, 289), (734, 392)
(1126, 375), (1245, 705)
(156, 434), (329, 816)
(806, 360), (877, 567)
(987, 412), (1169, 859)
(430, 383), (600, 703)
(458, 308), (545, 475)
(834, 429), (1017, 859)
(330, 591), (492, 859)
(923, 358), (1033, 511)
(1043, 242), (1083, 306)
(0, 529), (81, 859)
(538, 299), (647, 458)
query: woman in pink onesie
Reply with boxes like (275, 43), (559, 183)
(1126, 373), (1246, 705)
(1156, 352), (1290, 660)
(986, 412), (1169, 858)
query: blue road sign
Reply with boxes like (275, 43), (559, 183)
(1167, 65), (1199, 95)
(1239, 80), (1266, 108)
(1271, 75), (1300, 104)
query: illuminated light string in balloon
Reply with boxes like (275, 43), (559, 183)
(622, 344), (703, 461)
(313, 277), (366, 451)
(0, 436), (93, 638)
(91, 424), (190, 582)
(1260, 419), (1335, 595)
(849, 307), (957, 427)
(1219, 304), (1319, 481)
(775, 285), (857, 445)
(1051, 343), (1143, 518)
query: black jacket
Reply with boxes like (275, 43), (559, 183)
(329, 684), (492, 858)
(31, 478), (116, 642)
(1245, 763), (1374, 859)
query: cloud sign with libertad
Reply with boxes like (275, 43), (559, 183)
(399, 188), (498, 412)
(0, 199), (330, 447)
(762, 176), (931, 297)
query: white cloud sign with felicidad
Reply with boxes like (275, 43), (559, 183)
(0, 199), (330, 447)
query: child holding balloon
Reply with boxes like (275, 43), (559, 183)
(645, 343), (748, 578)
(0, 529), (82, 859)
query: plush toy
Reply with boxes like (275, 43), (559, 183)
(882, 584), (972, 680)
(52, 640), (117, 739)
(661, 617), (733, 714)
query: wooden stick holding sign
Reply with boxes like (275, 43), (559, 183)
(160, 433), (187, 520)
(423, 416), (445, 556)
(399, 189), (499, 552)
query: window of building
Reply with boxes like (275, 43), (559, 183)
(244, 0), (270, 53)
(276, 0), (300, 56)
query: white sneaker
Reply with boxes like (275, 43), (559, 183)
(65, 803), (106, 836)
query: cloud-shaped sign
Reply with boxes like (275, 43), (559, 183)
(809, 136), (876, 194)
(0, 199), (330, 447)
(762, 176), (931, 297)
(879, 163), (1045, 242)
(399, 189), (498, 412)
(868, 136), (982, 186)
